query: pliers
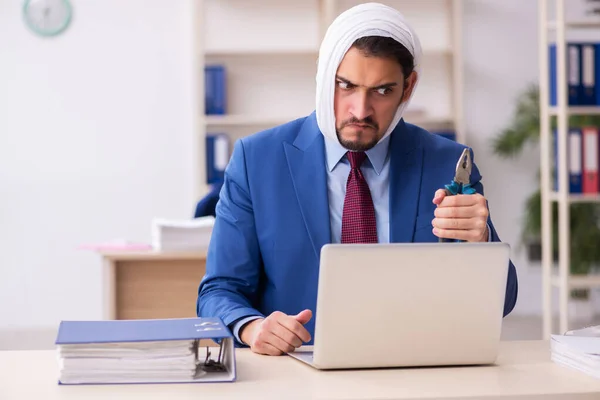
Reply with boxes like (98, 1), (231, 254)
(439, 148), (476, 243)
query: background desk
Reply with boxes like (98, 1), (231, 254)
(100, 250), (206, 320)
(2, 341), (600, 399)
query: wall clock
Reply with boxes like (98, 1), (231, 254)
(23, 0), (73, 37)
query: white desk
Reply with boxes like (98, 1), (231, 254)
(2, 341), (600, 399)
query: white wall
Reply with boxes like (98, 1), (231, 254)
(0, 0), (200, 331)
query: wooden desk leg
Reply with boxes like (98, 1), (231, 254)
(102, 259), (117, 320)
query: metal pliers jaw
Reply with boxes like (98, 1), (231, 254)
(438, 148), (476, 243)
(444, 148), (476, 196)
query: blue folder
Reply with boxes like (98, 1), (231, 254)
(549, 43), (584, 106)
(205, 65), (227, 115)
(206, 133), (230, 185)
(55, 317), (236, 385)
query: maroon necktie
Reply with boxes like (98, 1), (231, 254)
(341, 151), (378, 243)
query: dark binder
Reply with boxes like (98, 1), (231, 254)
(206, 133), (230, 185)
(549, 43), (583, 106)
(205, 65), (227, 115)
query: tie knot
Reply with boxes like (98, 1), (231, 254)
(346, 151), (367, 169)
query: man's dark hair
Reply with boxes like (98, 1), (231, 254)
(351, 36), (414, 78)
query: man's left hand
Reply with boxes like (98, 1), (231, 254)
(431, 189), (489, 242)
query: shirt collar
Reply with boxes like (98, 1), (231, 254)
(324, 134), (391, 175)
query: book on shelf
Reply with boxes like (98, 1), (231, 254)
(55, 317), (236, 385)
(549, 42), (600, 106)
(206, 132), (230, 185)
(205, 65), (227, 115)
(552, 126), (599, 194)
(551, 324), (600, 380)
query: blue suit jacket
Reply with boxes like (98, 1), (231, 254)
(197, 112), (518, 343)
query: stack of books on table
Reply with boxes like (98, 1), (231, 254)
(551, 325), (600, 379)
(151, 216), (215, 252)
(55, 317), (236, 385)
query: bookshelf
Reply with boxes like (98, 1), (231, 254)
(196, 0), (466, 197)
(538, 0), (600, 338)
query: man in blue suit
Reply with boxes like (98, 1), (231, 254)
(197, 3), (518, 356)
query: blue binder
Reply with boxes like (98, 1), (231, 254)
(568, 43), (584, 105)
(549, 44), (557, 106)
(552, 128), (583, 193)
(581, 43), (595, 105)
(206, 133), (230, 185)
(570, 128), (584, 193)
(549, 43), (583, 106)
(205, 65), (227, 115)
(595, 43), (600, 106)
(55, 317), (236, 385)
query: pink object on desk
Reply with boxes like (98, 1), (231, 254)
(77, 240), (153, 251)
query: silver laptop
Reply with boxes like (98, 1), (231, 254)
(288, 242), (510, 370)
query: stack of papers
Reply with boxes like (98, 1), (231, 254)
(58, 340), (201, 384)
(551, 325), (600, 379)
(55, 317), (236, 385)
(151, 216), (215, 251)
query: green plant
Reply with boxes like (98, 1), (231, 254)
(491, 83), (600, 299)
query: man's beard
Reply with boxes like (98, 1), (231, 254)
(336, 116), (380, 151)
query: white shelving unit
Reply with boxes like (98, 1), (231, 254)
(195, 0), (465, 197)
(538, 0), (600, 338)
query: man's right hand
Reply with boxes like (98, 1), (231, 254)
(240, 309), (312, 355)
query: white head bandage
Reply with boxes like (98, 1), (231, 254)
(315, 2), (422, 144)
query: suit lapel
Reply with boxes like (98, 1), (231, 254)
(389, 120), (423, 243)
(284, 113), (331, 260)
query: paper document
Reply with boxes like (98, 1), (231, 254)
(551, 325), (600, 379)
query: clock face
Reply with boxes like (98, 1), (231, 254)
(23, 0), (72, 37)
